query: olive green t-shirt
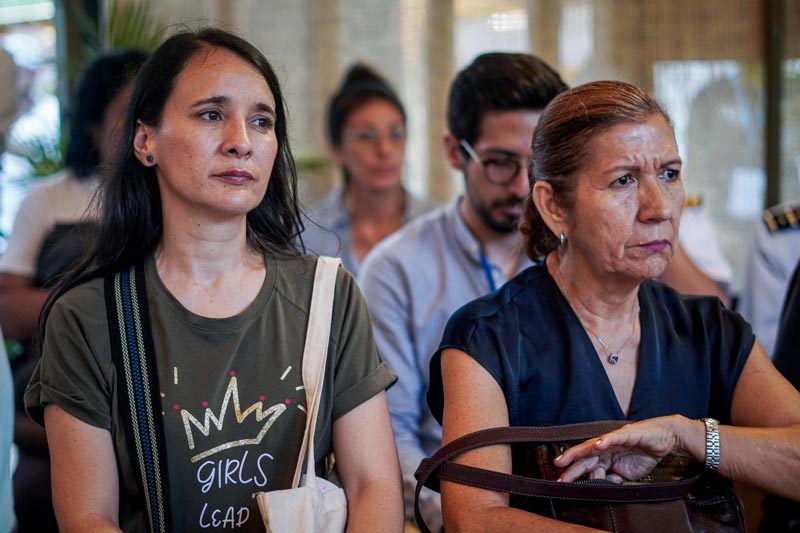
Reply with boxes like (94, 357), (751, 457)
(25, 252), (396, 532)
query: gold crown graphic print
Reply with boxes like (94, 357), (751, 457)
(181, 376), (292, 463)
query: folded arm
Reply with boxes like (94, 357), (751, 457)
(0, 273), (48, 341)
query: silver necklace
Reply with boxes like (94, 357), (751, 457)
(559, 279), (640, 365)
(582, 318), (638, 364)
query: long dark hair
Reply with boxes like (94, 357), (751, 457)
(65, 49), (148, 179)
(39, 27), (303, 343)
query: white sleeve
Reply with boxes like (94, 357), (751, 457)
(738, 221), (794, 357)
(678, 206), (734, 286)
(0, 183), (56, 277)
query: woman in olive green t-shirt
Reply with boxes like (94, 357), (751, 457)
(25, 27), (403, 532)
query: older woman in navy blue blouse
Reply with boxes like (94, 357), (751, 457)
(428, 80), (800, 532)
(429, 264), (752, 428)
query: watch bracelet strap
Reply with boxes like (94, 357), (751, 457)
(702, 418), (720, 471)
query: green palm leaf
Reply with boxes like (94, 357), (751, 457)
(19, 0), (165, 182)
(106, 0), (164, 51)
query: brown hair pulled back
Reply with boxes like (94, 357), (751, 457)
(520, 80), (673, 260)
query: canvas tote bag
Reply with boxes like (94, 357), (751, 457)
(257, 256), (348, 533)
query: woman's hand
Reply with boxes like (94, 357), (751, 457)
(554, 416), (700, 483)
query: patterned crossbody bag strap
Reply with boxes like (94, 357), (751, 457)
(104, 263), (172, 533)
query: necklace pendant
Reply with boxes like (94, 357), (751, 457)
(609, 353), (620, 364)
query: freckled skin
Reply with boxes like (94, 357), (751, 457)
(566, 116), (685, 285)
(141, 47), (279, 223)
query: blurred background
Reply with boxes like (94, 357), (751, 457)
(0, 0), (798, 295)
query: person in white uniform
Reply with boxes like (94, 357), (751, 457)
(738, 201), (800, 358)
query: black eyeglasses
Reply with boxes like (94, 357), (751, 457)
(459, 139), (528, 186)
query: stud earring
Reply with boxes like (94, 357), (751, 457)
(559, 231), (566, 246)
(146, 154), (154, 164)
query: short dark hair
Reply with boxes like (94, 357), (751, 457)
(64, 49), (147, 179)
(40, 27), (303, 343)
(326, 63), (405, 147)
(446, 52), (567, 147)
(520, 80), (674, 260)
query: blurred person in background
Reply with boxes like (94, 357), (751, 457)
(359, 52), (568, 531)
(661, 197), (733, 307)
(302, 63), (435, 276)
(0, 49), (147, 532)
(739, 201), (800, 358)
(0, 42), (21, 533)
(1, 328), (15, 533)
(0, 46), (20, 166)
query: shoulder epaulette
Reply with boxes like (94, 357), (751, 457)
(763, 203), (800, 234)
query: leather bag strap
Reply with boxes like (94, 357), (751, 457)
(439, 462), (697, 501)
(413, 421), (700, 533)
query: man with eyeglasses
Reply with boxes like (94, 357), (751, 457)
(358, 53), (567, 531)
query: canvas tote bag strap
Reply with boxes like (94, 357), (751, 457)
(291, 256), (341, 489)
(105, 263), (172, 533)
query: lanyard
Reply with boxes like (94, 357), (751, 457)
(479, 252), (498, 292)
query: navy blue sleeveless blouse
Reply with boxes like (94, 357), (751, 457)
(428, 262), (754, 426)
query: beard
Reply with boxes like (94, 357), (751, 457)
(468, 192), (525, 234)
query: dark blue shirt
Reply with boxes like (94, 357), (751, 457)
(428, 262), (754, 426)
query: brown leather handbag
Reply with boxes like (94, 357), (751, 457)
(414, 421), (746, 533)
